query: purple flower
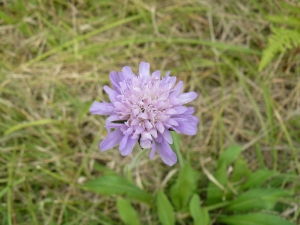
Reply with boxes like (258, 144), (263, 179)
(90, 62), (198, 166)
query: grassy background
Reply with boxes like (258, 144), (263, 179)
(1, 0), (300, 224)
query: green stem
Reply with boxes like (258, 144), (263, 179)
(171, 131), (184, 167)
(124, 148), (148, 181)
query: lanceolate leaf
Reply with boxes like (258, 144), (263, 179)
(225, 188), (293, 212)
(218, 146), (242, 168)
(241, 169), (277, 190)
(218, 213), (296, 225)
(189, 194), (210, 225)
(206, 146), (242, 205)
(82, 175), (152, 205)
(170, 162), (199, 210)
(231, 157), (251, 183)
(156, 190), (175, 225)
(117, 198), (140, 225)
(206, 162), (227, 205)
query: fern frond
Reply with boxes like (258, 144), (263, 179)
(266, 15), (300, 28)
(280, 2), (300, 15)
(259, 27), (300, 71)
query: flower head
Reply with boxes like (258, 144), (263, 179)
(90, 62), (198, 166)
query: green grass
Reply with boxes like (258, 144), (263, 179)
(1, 0), (300, 224)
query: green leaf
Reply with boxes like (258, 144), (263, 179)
(170, 162), (199, 210)
(266, 15), (300, 28)
(231, 157), (251, 183)
(117, 198), (140, 225)
(170, 131), (184, 166)
(258, 27), (300, 71)
(82, 175), (152, 205)
(225, 188), (293, 212)
(218, 146), (242, 168)
(241, 169), (277, 190)
(206, 146), (243, 205)
(189, 194), (210, 225)
(93, 163), (118, 175)
(156, 190), (175, 225)
(206, 162), (227, 205)
(218, 213), (296, 225)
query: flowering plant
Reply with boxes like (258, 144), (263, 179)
(90, 62), (198, 166)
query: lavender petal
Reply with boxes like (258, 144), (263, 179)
(178, 92), (198, 104)
(152, 70), (160, 79)
(156, 140), (177, 166)
(173, 106), (187, 114)
(119, 134), (128, 150)
(150, 142), (156, 159)
(109, 71), (121, 92)
(155, 121), (165, 133)
(169, 80), (183, 98)
(139, 62), (150, 78)
(90, 101), (113, 115)
(103, 85), (118, 102)
(100, 129), (123, 151)
(122, 66), (135, 80)
(120, 136), (138, 156)
(170, 92), (197, 105)
(172, 115), (199, 135)
(162, 129), (173, 144)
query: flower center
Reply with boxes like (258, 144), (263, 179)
(116, 76), (173, 148)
